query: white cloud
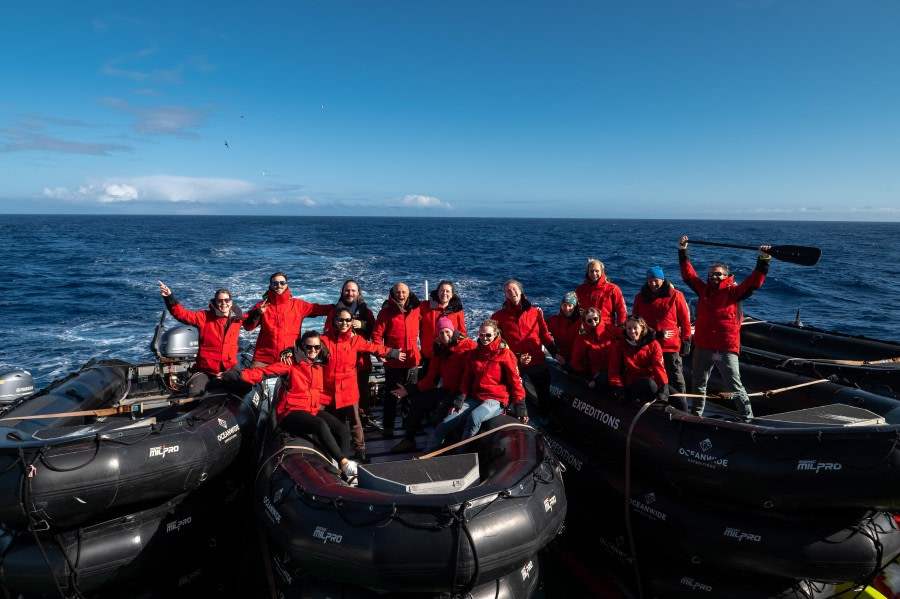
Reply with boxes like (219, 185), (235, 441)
(45, 175), (254, 204)
(101, 98), (207, 137)
(388, 194), (452, 210)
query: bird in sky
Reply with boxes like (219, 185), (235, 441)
(224, 141), (229, 148)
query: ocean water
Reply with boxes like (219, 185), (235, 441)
(1, 215), (898, 388)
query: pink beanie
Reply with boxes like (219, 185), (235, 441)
(436, 317), (455, 332)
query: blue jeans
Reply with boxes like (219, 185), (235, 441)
(691, 347), (752, 418)
(425, 398), (503, 452)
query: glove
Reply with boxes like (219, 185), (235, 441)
(514, 402), (528, 419)
(220, 369), (243, 384)
(680, 338), (692, 357)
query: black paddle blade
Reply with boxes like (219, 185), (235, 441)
(768, 245), (821, 266)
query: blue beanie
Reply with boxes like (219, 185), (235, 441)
(647, 266), (665, 280)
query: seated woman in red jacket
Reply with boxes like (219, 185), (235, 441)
(608, 315), (687, 412)
(424, 319), (527, 452)
(570, 308), (621, 389)
(224, 331), (358, 479)
(546, 292), (582, 365)
(158, 280), (245, 397)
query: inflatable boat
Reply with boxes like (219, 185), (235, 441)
(254, 414), (566, 596)
(740, 316), (900, 395)
(548, 364), (900, 510)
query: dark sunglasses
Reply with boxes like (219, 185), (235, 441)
(214, 298), (232, 303)
(335, 317), (353, 323)
(304, 344), (322, 351)
(270, 280), (288, 287)
(478, 332), (495, 338)
(709, 271), (727, 277)
(585, 318), (600, 324)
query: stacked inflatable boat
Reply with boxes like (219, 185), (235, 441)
(0, 324), (270, 598)
(538, 339), (900, 598)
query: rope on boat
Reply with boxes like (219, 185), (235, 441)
(417, 422), (537, 460)
(670, 377), (829, 400)
(779, 355), (900, 367)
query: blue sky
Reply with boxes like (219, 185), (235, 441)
(1, 1), (898, 220)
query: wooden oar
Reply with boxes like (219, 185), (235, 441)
(0, 397), (198, 422)
(689, 239), (821, 266)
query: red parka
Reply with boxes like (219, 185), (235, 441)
(571, 323), (621, 377)
(608, 330), (668, 389)
(321, 329), (395, 409)
(323, 298), (376, 371)
(459, 337), (526, 408)
(243, 288), (332, 364)
(166, 298), (243, 375)
(546, 312), (582, 363)
(632, 282), (692, 353)
(418, 292), (467, 359)
(416, 335), (477, 395)
(491, 297), (557, 367)
(372, 294), (421, 369)
(680, 249), (769, 354)
(240, 354), (324, 420)
(575, 277), (627, 326)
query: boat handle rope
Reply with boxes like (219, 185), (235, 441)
(669, 377), (829, 401)
(778, 355), (900, 367)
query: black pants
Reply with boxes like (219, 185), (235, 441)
(383, 367), (418, 432)
(626, 378), (688, 412)
(402, 388), (452, 441)
(663, 352), (687, 394)
(280, 410), (351, 464)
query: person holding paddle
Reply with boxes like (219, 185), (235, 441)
(678, 236), (771, 419)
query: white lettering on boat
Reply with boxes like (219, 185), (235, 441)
(262, 495), (282, 524)
(680, 577), (713, 592)
(273, 554), (292, 586)
(217, 424), (240, 443)
(545, 437), (583, 471)
(544, 494), (557, 512)
(678, 439), (729, 468)
(521, 559), (534, 580)
(724, 527), (762, 542)
(149, 444), (179, 458)
(178, 569), (202, 588)
(570, 397), (620, 430)
(313, 526), (343, 544)
(630, 496), (667, 521)
(16, 386), (34, 393)
(166, 516), (192, 533)
(797, 459), (842, 473)
(599, 536), (634, 564)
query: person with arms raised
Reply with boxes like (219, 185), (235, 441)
(158, 281), (244, 397)
(679, 235), (771, 418)
(243, 271), (332, 367)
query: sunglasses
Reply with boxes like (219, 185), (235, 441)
(270, 280), (288, 287)
(214, 298), (232, 303)
(709, 272), (727, 277)
(478, 332), (495, 338)
(585, 318), (600, 324)
(304, 344), (321, 351)
(335, 317), (353, 323)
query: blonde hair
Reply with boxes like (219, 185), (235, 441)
(625, 314), (648, 336)
(585, 259), (604, 274)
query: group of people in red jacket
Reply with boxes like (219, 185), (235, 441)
(157, 235), (771, 476)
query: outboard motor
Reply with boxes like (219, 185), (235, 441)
(0, 369), (35, 405)
(160, 325), (200, 359)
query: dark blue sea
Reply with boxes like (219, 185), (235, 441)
(1, 215), (898, 388)
(1, 215), (899, 597)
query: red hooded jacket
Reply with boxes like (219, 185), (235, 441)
(418, 292), (467, 359)
(323, 298), (376, 371)
(608, 330), (668, 389)
(546, 312), (582, 363)
(575, 277), (627, 326)
(680, 249), (769, 354)
(243, 288), (332, 364)
(459, 336), (526, 407)
(240, 356), (323, 420)
(372, 294), (421, 369)
(321, 329), (395, 409)
(632, 282), (692, 353)
(167, 298), (243, 375)
(491, 297), (556, 367)
(571, 323), (621, 377)
(416, 335), (477, 395)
